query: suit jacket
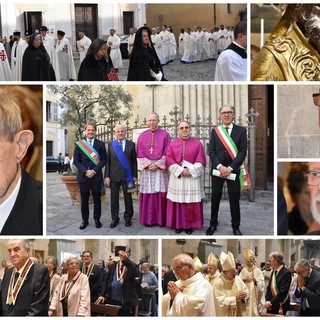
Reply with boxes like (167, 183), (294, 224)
(295, 269), (320, 316)
(80, 263), (101, 302)
(0, 263), (49, 316)
(49, 272), (90, 317)
(1, 168), (42, 235)
(73, 138), (107, 184)
(208, 124), (247, 174)
(100, 259), (140, 304)
(265, 266), (291, 314)
(105, 140), (137, 182)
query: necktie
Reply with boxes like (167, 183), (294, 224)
(119, 141), (123, 151)
(13, 272), (20, 286)
(225, 127), (229, 135)
(88, 140), (93, 146)
(85, 266), (88, 274)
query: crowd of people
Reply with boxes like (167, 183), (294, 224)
(0, 239), (158, 316)
(162, 251), (320, 316)
(70, 106), (248, 236)
(0, 20), (246, 81)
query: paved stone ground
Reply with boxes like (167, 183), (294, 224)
(46, 172), (274, 236)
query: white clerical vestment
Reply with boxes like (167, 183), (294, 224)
(11, 39), (25, 81)
(217, 29), (229, 52)
(108, 34), (123, 69)
(213, 274), (249, 317)
(56, 37), (76, 80)
(42, 35), (60, 80)
(127, 34), (135, 55)
(181, 33), (196, 63)
(151, 34), (164, 63)
(159, 30), (170, 64)
(77, 35), (92, 63)
(162, 272), (215, 316)
(205, 270), (221, 287)
(239, 266), (265, 316)
(15, 41), (28, 80)
(0, 43), (12, 80)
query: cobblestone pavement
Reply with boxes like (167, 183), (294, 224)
(46, 172), (274, 236)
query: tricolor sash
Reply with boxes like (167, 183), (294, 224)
(6, 259), (34, 305)
(75, 139), (106, 199)
(112, 140), (136, 193)
(270, 271), (279, 298)
(214, 125), (250, 190)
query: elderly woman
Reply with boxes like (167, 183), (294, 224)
(21, 33), (56, 81)
(44, 256), (60, 307)
(78, 39), (118, 81)
(48, 255), (90, 317)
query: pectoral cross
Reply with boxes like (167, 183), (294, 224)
(149, 146), (154, 154)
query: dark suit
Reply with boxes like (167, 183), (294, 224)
(99, 259), (140, 315)
(0, 262), (50, 316)
(1, 168), (42, 235)
(105, 139), (137, 223)
(80, 263), (101, 302)
(208, 124), (247, 229)
(265, 266), (291, 314)
(295, 269), (320, 316)
(73, 138), (107, 224)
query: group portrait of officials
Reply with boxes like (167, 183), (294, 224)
(0, 239), (158, 317)
(72, 105), (248, 236)
(162, 250), (320, 317)
(0, 19), (247, 82)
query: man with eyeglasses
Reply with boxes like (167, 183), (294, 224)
(162, 253), (215, 316)
(304, 162), (320, 234)
(207, 104), (247, 236)
(166, 121), (206, 235)
(214, 21), (247, 81)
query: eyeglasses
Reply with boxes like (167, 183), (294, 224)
(173, 263), (189, 272)
(179, 126), (189, 130)
(220, 111), (233, 116)
(304, 170), (320, 186)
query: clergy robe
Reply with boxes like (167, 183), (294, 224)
(159, 30), (170, 65)
(127, 34), (135, 56)
(239, 266), (265, 316)
(55, 37), (76, 80)
(217, 29), (229, 52)
(42, 35), (60, 80)
(108, 34), (123, 69)
(205, 270), (221, 287)
(181, 33), (196, 63)
(77, 35), (92, 64)
(178, 32), (186, 56)
(151, 34), (164, 63)
(0, 43), (12, 81)
(215, 42), (247, 81)
(10, 39), (25, 81)
(208, 31), (218, 59)
(15, 41), (28, 80)
(162, 272), (215, 316)
(137, 128), (171, 226)
(166, 137), (206, 230)
(168, 32), (177, 61)
(213, 274), (249, 317)
(195, 31), (205, 61)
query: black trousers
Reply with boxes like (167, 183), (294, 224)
(79, 180), (101, 223)
(210, 174), (241, 229)
(110, 181), (133, 222)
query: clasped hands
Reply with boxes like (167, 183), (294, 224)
(167, 281), (182, 300)
(219, 165), (232, 179)
(85, 169), (95, 178)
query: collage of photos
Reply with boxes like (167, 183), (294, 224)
(0, 1), (320, 318)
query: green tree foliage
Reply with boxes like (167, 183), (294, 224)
(48, 85), (133, 140)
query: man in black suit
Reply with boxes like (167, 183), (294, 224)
(295, 259), (320, 316)
(207, 104), (247, 235)
(80, 250), (102, 303)
(73, 122), (107, 230)
(0, 239), (49, 316)
(95, 247), (140, 315)
(105, 124), (137, 228)
(265, 251), (291, 315)
(0, 89), (42, 235)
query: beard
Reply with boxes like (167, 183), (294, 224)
(311, 193), (320, 224)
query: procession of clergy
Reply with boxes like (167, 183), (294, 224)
(0, 24), (233, 81)
(162, 249), (320, 317)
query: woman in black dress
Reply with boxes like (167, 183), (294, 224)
(21, 33), (56, 81)
(127, 26), (166, 81)
(78, 39), (118, 81)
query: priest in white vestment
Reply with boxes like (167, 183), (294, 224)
(108, 29), (123, 70)
(0, 42), (12, 81)
(239, 249), (265, 316)
(167, 28), (176, 62)
(178, 29), (186, 56)
(159, 25), (170, 65)
(15, 30), (31, 81)
(10, 31), (25, 81)
(213, 251), (249, 316)
(205, 252), (221, 286)
(162, 253), (215, 316)
(151, 28), (164, 63)
(55, 30), (76, 81)
(77, 31), (92, 64)
(127, 28), (135, 58)
(217, 25), (229, 53)
(180, 28), (196, 63)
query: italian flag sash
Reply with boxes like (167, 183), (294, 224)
(215, 125), (251, 190)
(75, 139), (106, 200)
(270, 271), (279, 298)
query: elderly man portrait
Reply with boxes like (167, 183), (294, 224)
(207, 104), (247, 235)
(265, 251), (291, 315)
(0, 239), (49, 316)
(294, 259), (320, 316)
(0, 88), (42, 235)
(252, 4), (320, 81)
(162, 253), (215, 316)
